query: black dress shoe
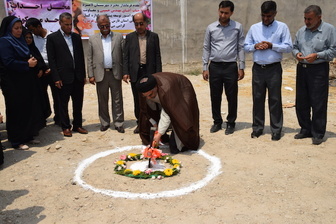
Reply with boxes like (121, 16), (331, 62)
(115, 126), (125, 133)
(225, 123), (235, 135)
(294, 133), (312, 139)
(271, 133), (281, 141)
(133, 126), (139, 134)
(312, 138), (323, 145)
(251, 130), (263, 138)
(210, 124), (222, 133)
(100, 125), (110, 132)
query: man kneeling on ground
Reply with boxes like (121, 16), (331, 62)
(136, 72), (200, 154)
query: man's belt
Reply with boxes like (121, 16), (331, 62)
(139, 64), (146, 69)
(298, 62), (328, 68)
(211, 61), (236, 65)
(254, 62), (280, 69)
(105, 68), (112, 71)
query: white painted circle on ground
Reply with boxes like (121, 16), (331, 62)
(73, 145), (222, 199)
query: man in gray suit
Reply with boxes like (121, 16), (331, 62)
(87, 14), (125, 133)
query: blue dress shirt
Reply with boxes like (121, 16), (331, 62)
(244, 20), (293, 65)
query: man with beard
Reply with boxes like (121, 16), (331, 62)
(136, 73), (199, 154)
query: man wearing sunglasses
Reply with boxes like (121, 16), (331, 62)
(87, 14), (125, 133)
(123, 12), (162, 134)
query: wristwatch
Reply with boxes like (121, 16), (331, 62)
(316, 54), (320, 59)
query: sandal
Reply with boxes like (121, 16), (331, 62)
(16, 144), (29, 150)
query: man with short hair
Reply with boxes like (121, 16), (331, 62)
(25, 18), (59, 125)
(292, 5), (336, 145)
(87, 14), (125, 133)
(47, 12), (88, 137)
(244, 1), (292, 141)
(136, 72), (199, 154)
(123, 12), (162, 134)
(202, 0), (245, 135)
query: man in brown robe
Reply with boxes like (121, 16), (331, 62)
(136, 72), (200, 154)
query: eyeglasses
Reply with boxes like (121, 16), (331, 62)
(98, 25), (110, 29)
(134, 22), (144, 27)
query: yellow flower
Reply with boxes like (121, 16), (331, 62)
(124, 169), (132, 174)
(133, 170), (141, 176)
(128, 153), (137, 157)
(116, 160), (125, 165)
(164, 168), (173, 176)
(173, 164), (180, 169)
(172, 159), (180, 164)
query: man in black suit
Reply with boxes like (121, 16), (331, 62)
(47, 12), (88, 137)
(123, 12), (162, 134)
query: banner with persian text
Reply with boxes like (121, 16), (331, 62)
(4, 0), (153, 38)
(5, 0), (70, 33)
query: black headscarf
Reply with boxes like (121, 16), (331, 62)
(22, 27), (47, 72)
(22, 27), (34, 46)
(0, 16), (30, 58)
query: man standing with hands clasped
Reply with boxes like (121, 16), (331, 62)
(202, 0), (245, 135)
(244, 1), (292, 141)
(292, 5), (336, 145)
(87, 14), (125, 133)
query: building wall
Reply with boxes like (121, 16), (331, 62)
(1, 0), (335, 65)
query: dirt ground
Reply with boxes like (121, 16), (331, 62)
(1, 60), (336, 224)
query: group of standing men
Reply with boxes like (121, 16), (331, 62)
(40, 11), (197, 154)
(203, 1), (336, 145)
(25, 12), (162, 138)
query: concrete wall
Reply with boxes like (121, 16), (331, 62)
(154, 0), (336, 64)
(1, 0), (335, 65)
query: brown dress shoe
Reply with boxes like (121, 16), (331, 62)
(63, 129), (72, 137)
(73, 127), (88, 134)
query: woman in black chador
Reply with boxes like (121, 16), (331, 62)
(0, 16), (45, 150)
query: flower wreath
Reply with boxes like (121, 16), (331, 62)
(114, 152), (182, 179)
